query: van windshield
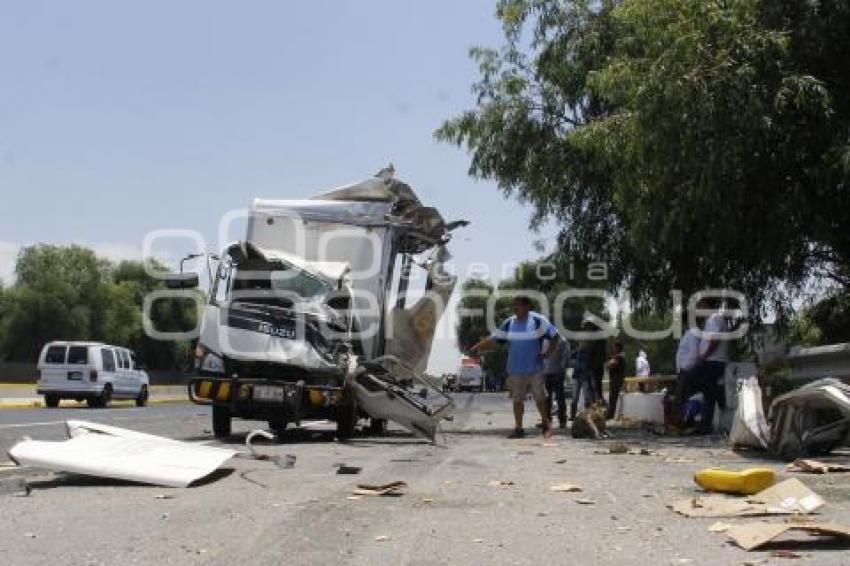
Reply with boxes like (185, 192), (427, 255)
(68, 346), (88, 365)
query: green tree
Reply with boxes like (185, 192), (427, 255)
(0, 246), (197, 371)
(438, 0), (850, 319)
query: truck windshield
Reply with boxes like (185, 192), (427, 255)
(231, 261), (330, 303)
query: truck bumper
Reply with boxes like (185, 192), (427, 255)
(189, 377), (344, 421)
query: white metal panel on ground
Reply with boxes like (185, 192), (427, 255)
(8, 420), (236, 487)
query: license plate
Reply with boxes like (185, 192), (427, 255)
(253, 385), (285, 402)
(67, 371), (83, 380)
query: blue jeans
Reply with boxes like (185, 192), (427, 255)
(684, 361), (726, 433)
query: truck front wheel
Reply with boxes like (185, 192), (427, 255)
(335, 393), (358, 441)
(212, 404), (232, 438)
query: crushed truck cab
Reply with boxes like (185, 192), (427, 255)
(188, 168), (464, 441)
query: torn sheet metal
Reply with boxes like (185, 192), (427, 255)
(383, 247), (456, 376)
(768, 378), (850, 461)
(8, 420), (236, 488)
(729, 375), (770, 450)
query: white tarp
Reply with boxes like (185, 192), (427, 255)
(729, 375), (770, 450)
(8, 420), (236, 487)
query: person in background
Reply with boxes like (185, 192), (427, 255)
(570, 320), (606, 419)
(636, 349), (651, 377)
(469, 295), (558, 439)
(605, 341), (626, 420)
(543, 335), (571, 429)
(674, 325), (701, 426)
(689, 297), (730, 435)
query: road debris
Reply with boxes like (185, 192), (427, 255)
(575, 498), (596, 505)
(245, 430), (296, 469)
(726, 521), (850, 551)
(239, 470), (268, 488)
(549, 483), (582, 493)
(668, 478), (824, 518)
(7, 420), (236, 488)
(487, 479), (515, 489)
(599, 442), (628, 454)
(694, 467), (775, 495)
(155, 494), (175, 500)
(374, 535), (390, 542)
(770, 549), (802, 559)
(729, 375), (770, 450)
(768, 378), (850, 461)
(0, 476), (30, 497)
(352, 481), (407, 497)
(336, 465), (362, 475)
(595, 443), (657, 456)
(786, 459), (850, 474)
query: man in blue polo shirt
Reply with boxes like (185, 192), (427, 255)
(470, 295), (558, 438)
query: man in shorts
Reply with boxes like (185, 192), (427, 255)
(470, 295), (558, 438)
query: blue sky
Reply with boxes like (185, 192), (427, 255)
(0, 1), (556, 372)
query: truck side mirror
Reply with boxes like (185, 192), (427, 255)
(165, 272), (199, 289)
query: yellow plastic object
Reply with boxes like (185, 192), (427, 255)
(693, 467), (776, 495)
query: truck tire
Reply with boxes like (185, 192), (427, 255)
(267, 415), (287, 435)
(212, 404), (232, 438)
(135, 385), (149, 407)
(44, 395), (60, 408)
(368, 418), (387, 436)
(335, 392), (358, 441)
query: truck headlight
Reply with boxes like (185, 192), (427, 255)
(200, 351), (224, 373)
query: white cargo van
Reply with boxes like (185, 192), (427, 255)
(36, 341), (150, 408)
(456, 358), (484, 392)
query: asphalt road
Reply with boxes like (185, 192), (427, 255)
(1, 394), (849, 566)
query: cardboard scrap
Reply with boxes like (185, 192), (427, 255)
(668, 478), (824, 518)
(749, 478), (824, 514)
(726, 521), (850, 551)
(352, 481), (407, 497)
(786, 459), (850, 474)
(550, 483), (582, 493)
(708, 521), (732, 533)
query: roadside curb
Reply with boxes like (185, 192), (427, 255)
(0, 396), (188, 409)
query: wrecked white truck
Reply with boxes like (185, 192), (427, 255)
(179, 170), (463, 441)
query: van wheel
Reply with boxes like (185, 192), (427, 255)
(135, 385), (149, 407)
(212, 405), (232, 438)
(335, 390), (358, 441)
(87, 385), (112, 408)
(44, 395), (60, 408)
